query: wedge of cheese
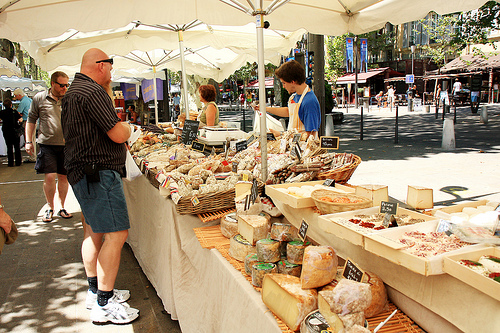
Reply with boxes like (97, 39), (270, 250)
(406, 185), (433, 209)
(237, 214), (268, 245)
(261, 274), (318, 331)
(355, 184), (388, 207)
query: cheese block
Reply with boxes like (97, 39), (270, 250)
(301, 246), (338, 289)
(244, 253), (259, 276)
(277, 260), (302, 277)
(287, 240), (310, 265)
(228, 234), (256, 262)
(270, 223), (298, 242)
(319, 279), (372, 315)
(355, 184), (388, 207)
(261, 274), (318, 331)
(237, 214), (269, 245)
(256, 239), (281, 263)
(406, 185), (433, 209)
(252, 262), (277, 287)
(318, 291), (344, 332)
(235, 181), (252, 199)
(362, 272), (388, 318)
(220, 212), (238, 239)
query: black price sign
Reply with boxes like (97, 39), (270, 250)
(294, 143), (302, 161)
(250, 179), (258, 204)
(320, 136), (339, 150)
(322, 179), (335, 187)
(181, 120), (199, 145)
(298, 219), (309, 241)
(380, 201), (398, 215)
(292, 133), (301, 143)
(191, 141), (205, 153)
(235, 140), (248, 152)
(232, 161), (238, 173)
(342, 258), (365, 282)
(246, 134), (256, 146)
(267, 132), (276, 141)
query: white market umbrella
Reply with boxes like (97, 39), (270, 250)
(0, 58), (22, 77)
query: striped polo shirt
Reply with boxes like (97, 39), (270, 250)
(61, 73), (126, 185)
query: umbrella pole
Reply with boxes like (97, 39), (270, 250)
(178, 31), (190, 118)
(153, 66), (159, 126)
(256, 14), (268, 181)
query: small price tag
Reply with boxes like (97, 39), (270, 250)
(232, 161), (238, 173)
(342, 258), (365, 282)
(242, 173), (249, 182)
(322, 179), (335, 187)
(246, 134), (255, 146)
(250, 179), (258, 204)
(294, 143), (302, 161)
(235, 140), (247, 152)
(191, 196), (200, 206)
(298, 219), (309, 241)
(292, 133), (301, 143)
(191, 141), (205, 153)
(267, 132), (276, 141)
(320, 136), (340, 150)
(380, 201), (398, 215)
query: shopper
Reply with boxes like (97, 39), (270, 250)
(255, 60), (320, 138)
(26, 71), (72, 222)
(172, 92), (180, 121)
(61, 48), (138, 325)
(0, 99), (22, 167)
(198, 84), (220, 127)
(128, 105), (140, 125)
(452, 79), (462, 105)
(13, 87), (32, 128)
(387, 85), (395, 110)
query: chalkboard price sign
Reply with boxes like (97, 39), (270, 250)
(292, 133), (301, 143)
(298, 219), (309, 241)
(294, 143), (302, 161)
(246, 134), (256, 146)
(191, 141), (205, 153)
(250, 179), (258, 204)
(232, 161), (238, 173)
(323, 179), (335, 187)
(181, 120), (199, 145)
(320, 136), (340, 149)
(342, 258), (365, 282)
(380, 201), (398, 215)
(235, 140), (248, 152)
(267, 132), (276, 141)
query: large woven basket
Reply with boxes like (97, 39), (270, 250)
(310, 189), (371, 215)
(315, 154), (361, 184)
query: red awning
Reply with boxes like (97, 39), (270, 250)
(336, 69), (386, 85)
(246, 77), (274, 89)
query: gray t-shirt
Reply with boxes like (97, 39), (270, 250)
(27, 90), (65, 145)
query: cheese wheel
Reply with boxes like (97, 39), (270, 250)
(237, 214), (269, 245)
(220, 212), (238, 238)
(252, 262), (277, 287)
(229, 234), (256, 262)
(287, 240), (310, 265)
(270, 223), (297, 242)
(256, 239), (281, 263)
(277, 260), (302, 277)
(244, 253), (259, 276)
(301, 246), (338, 289)
(300, 310), (331, 333)
(261, 274), (318, 332)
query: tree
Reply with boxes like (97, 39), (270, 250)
(325, 35), (346, 82)
(419, 15), (458, 72)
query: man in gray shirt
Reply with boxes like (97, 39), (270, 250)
(25, 71), (73, 222)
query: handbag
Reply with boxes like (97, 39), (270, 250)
(0, 220), (18, 254)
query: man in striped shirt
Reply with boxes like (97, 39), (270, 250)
(61, 48), (139, 324)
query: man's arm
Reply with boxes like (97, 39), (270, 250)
(255, 105), (289, 117)
(0, 196), (12, 234)
(25, 122), (36, 155)
(107, 121), (132, 144)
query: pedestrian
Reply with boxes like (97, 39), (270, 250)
(13, 87), (32, 129)
(172, 92), (180, 121)
(128, 105), (140, 125)
(25, 71), (73, 222)
(435, 84), (442, 106)
(452, 79), (462, 106)
(61, 48), (138, 325)
(0, 99), (22, 167)
(387, 85), (395, 109)
(256, 60), (320, 138)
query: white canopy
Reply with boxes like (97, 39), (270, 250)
(0, 75), (47, 92)
(0, 58), (22, 77)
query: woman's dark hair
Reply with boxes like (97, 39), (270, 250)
(199, 85), (216, 102)
(3, 99), (12, 108)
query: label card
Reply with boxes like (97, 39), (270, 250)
(294, 143), (302, 161)
(380, 201), (398, 215)
(298, 219), (309, 241)
(342, 258), (365, 282)
(267, 132), (276, 141)
(235, 140), (247, 152)
(232, 161), (238, 173)
(191, 141), (205, 153)
(191, 196), (200, 206)
(246, 134), (256, 146)
(250, 179), (258, 204)
(292, 133), (301, 143)
(323, 179), (335, 187)
(181, 120), (199, 145)
(320, 136), (340, 150)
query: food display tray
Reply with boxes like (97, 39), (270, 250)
(265, 180), (354, 209)
(443, 246), (500, 301)
(364, 220), (483, 276)
(318, 207), (436, 247)
(430, 199), (496, 216)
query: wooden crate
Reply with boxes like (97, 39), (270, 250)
(443, 246), (500, 301)
(318, 207), (436, 247)
(265, 180), (354, 209)
(430, 199), (492, 215)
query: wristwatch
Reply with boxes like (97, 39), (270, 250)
(26, 142), (32, 144)
(0, 204), (4, 209)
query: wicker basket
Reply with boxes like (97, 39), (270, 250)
(310, 189), (371, 214)
(315, 154), (361, 184)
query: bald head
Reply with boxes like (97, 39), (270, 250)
(80, 48), (112, 87)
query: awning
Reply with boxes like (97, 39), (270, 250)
(336, 68), (387, 84)
(439, 54), (500, 73)
(245, 77), (274, 89)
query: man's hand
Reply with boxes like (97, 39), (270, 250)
(0, 209), (12, 234)
(26, 142), (34, 155)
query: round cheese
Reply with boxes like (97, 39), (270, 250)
(287, 240), (310, 265)
(220, 212), (238, 238)
(277, 260), (302, 277)
(300, 310), (331, 333)
(244, 253), (259, 276)
(300, 245), (338, 289)
(270, 223), (297, 242)
(252, 262), (277, 287)
(229, 234), (256, 262)
(256, 239), (280, 263)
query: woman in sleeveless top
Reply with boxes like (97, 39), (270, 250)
(198, 84), (220, 127)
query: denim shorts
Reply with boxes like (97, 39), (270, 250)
(35, 144), (67, 175)
(72, 170), (130, 233)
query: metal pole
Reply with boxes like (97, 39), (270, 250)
(256, 14), (268, 181)
(153, 66), (159, 126)
(360, 106), (364, 140)
(354, 37), (358, 109)
(454, 104), (457, 124)
(178, 31), (190, 117)
(395, 105), (399, 144)
(442, 99), (446, 121)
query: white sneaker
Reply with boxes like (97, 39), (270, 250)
(86, 289), (131, 310)
(90, 295), (139, 325)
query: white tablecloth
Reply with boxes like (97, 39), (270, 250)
(123, 176), (281, 333)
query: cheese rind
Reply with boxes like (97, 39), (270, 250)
(406, 185), (433, 209)
(244, 253), (259, 275)
(287, 240), (310, 265)
(229, 234), (256, 262)
(252, 262), (277, 287)
(270, 223), (297, 242)
(277, 260), (302, 277)
(355, 184), (388, 207)
(261, 274), (318, 331)
(220, 212), (238, 238)
(237, 214), (269, 245)
(300, 246), (338, 289)
(256, 238), (281, 263)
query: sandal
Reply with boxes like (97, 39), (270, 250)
(58, 209), (73, 219)
(43, 209), (53, 222)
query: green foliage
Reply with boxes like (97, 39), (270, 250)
(167, 69), (181, 84)
(419, 15), (459, 69)
(325, 35), (346, 82)
(324, 80), (334, 112)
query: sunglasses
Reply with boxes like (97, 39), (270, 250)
(96, 58), (114, 65)
(55, 82), (69, 88)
